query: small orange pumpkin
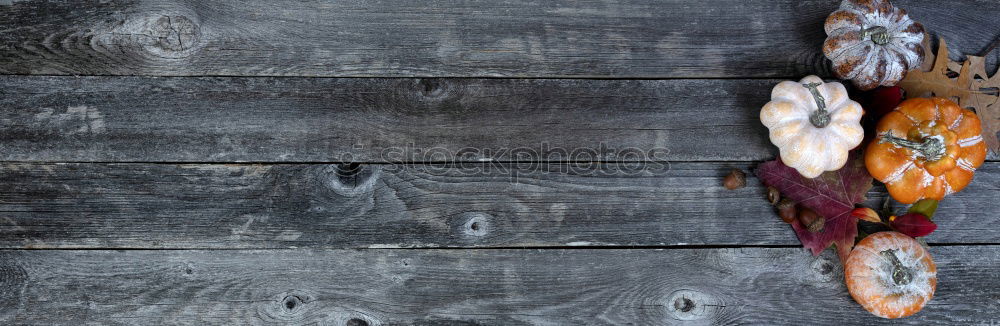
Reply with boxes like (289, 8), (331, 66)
(865, 97), (987, 204)
(845, 231), (936, 319)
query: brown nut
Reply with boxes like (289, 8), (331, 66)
(767, 186), (781, 205)
(776, 198), (797, 224)
(723, 168), (746, 190)
(798, 207), (825, 233)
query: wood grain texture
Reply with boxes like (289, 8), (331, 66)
(0, 76), (778, 162)
(7, 76), (998, 163)
(2, 247), (998, 325)
(1, 161), (997, 249)
(1, 0), (996, 77)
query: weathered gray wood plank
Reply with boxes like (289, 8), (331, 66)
(7, 76), (999, 163)
(2, 162), (997, 248)
(0, 76), (778, 162)
(1, 247), (997, 324)
(1, 0), (996, 77)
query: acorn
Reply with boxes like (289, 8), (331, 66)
(766, 186), (781, 205)
(798, 207), (825, 233)
(776, 198), (797, 224)
(723, 168), (746, 190)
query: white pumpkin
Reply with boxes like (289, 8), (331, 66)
(760, 76), (864, 178)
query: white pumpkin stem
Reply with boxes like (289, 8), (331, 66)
(802, 82), (831, 128)
(881, 249), (913, 286)
(880, 132), (946, 162)
(862, 26), (890, 45)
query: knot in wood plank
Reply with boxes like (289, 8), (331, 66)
(282, 294), (304, 312)
(110, 13), (203, 60)
(417, 78), (445, 97)
(665, 289), (720, 321)
(147, 15), (201, 53)
(448, 212), (503, 244)
(180, 262), (196, 277)
(323, 163), (381, 197)
(257, 290), (316, 322)
(346, 318), (370, 326)
(257, 289), (383, 324)
(461, 212), (491, 237)
(810, 256), (842, 283)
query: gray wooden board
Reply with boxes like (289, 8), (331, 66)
(1, 247), (997, 325)
(0, 76), (777, 162)
(1, 0), (997, 77)
(1, 161), (997, 249)
(6, 76), (998, 163)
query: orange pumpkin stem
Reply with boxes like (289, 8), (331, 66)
(879, 132), (946, 162)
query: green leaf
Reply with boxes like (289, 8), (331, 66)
(908, 199), (939, 219)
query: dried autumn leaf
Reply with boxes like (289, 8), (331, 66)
(891, 213), (937, 238)
(757, 151), (873, 263)
(967, 55), (1000, 154)
(852, 207), (882, 223)
(899, 36), (1000, 153)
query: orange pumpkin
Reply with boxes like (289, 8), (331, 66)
(865, 97), (987, 204)
(845, 231), (936, 319)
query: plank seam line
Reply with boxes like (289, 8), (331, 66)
(1, 243), (997, 251)
(3, 160), (998, 164)
(0, 160), (708, 165)
(0, 73), (802, 81)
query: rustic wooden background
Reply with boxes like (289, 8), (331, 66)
(2, 0), (999, 324)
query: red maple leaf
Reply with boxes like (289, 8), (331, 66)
(757, 151), (873, 263)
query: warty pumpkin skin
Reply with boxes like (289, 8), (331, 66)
(761, 76), (864, 178)
(865, 97), (987, 204)
(823, 0), (925, 91)
(846, 231), (936, 319)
